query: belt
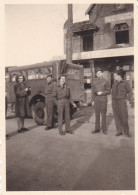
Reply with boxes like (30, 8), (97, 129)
(58, 98), (68, 101)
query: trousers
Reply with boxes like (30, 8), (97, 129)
(58, 100), (71, 133)
(94, 98), (107, 132)
(46, 101), (54, 127)
(112, 99), (129, 134)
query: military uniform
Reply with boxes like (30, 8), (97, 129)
(45, 81), (54, 128)
(92, 77), (110, 133)
(112, 80), (133, 136)
(53, 84), (72, 135)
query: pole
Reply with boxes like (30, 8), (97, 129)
(66, 4), (73, 64)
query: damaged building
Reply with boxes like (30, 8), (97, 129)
(64, 4), (134, 102)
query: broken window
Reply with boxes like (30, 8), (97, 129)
(82, 34), (93, 52)
(114, 23), (129, 44)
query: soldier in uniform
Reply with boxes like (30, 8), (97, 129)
(92, 67), (111, 134)
(112, 70), (133, 137)
(45, 74), (55, 130)
(53, 74), (76, 135)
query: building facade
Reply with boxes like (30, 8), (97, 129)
(64, 4), (134, 103)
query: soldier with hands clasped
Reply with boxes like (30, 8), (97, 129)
(91, 68), (111, 135)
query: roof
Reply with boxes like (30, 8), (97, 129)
(6, 60), (62, 72)
(85, 4), (95, 15)
(72, 20), (97, 33)
(6, 60), (83, 72)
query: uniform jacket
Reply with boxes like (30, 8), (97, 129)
(112, 80), (133, 101)
(14, 82), (31, 117)
(53, 84), (70, 100)
(92, 77), (111, 102)
(44, 81), (55, 102)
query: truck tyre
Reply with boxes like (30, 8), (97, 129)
(32, 102), (47, 125)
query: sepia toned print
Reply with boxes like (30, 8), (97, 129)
(3, 2), (136, 194)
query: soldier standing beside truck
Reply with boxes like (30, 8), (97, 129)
(53, 74), (76, 135)
(44, 74), (55, 130)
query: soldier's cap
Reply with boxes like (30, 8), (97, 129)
(95, 67), (103, 73)
(58, 74), (67, 80)
(46, 73), (52, 78)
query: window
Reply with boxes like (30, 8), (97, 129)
(28, 67), (52, 80)
(84, 78), (91, 89)
(115, 4), (125, 10)
(35, 68), (44, 79)
(11, 72), (20, 82)
(28, 69), (36, 80)
(5, 73), (10, 83)
(114, 23), (129, 44)
(10, 70), (27, 82)
(84, 68), (91, 89)
(20, 70), (27, 78)
(42, 67), (52, 78)
(83, 34), (93, 52)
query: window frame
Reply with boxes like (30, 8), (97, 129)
(114, 23), (129, 44)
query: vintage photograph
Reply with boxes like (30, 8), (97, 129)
(5, 2), (135, 192)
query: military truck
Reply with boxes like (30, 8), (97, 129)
(6, 60), (84, 124)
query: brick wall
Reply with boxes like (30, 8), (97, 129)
(94, 23), (113, 50)
(68, 4), (134, 54)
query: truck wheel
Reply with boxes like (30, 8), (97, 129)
(32, 102), (47, 125)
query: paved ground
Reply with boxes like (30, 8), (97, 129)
(6, 104), (135, 191)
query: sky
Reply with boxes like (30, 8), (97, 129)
(5, 4), (89, 67)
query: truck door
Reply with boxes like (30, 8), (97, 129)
(66, 63), (84, 103)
